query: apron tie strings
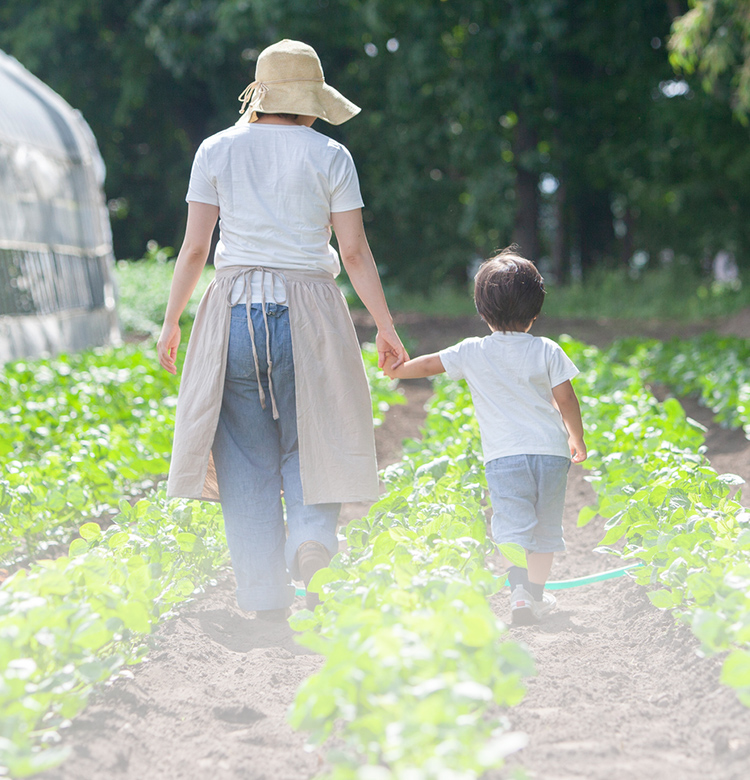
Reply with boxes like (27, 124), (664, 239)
(226, 268), (284, 420)
(260, 271), (279, 419)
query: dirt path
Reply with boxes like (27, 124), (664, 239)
(41, 312), (750, 780)
(490, 468), (750, 780)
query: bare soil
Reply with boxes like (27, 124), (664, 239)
(40, 311), (750, 780)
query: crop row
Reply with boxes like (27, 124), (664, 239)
(1, 497), (226, 777)
(6, 329), (748, 776)
(289, 376), (533, 779)
(563, 337), (750, 705)
(606, 333), (750, 438)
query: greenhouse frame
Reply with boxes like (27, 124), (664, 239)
(0, 49), (119, 363)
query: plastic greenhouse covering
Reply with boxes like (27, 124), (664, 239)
(0, 49), (119, 362)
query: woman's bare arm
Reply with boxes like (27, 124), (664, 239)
(157, 201), (219, 374)
(331, 208), (407, 368)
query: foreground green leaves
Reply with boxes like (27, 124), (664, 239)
(0, 497), (226, 777)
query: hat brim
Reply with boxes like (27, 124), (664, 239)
(236, 82), (360, 127)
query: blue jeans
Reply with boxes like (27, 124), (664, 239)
(212, 303), (340, 611)
(485, 454), (570, 554)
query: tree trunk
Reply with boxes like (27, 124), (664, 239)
(577, 188), (615, 274)
(511, 115), (540, 261)
(551, 179), (569, 283)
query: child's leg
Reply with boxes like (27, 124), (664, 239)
(527, 455), (570, 597)
(485, 456), (540, 623)
(486, 456), (539, 571)
(502, 551), (553, 601)
(527, 552), (554, 587)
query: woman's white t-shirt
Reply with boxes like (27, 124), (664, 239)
(186, 124), (364, 302)
(438, 331), (579, 463)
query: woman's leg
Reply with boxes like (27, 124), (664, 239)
(271, 317), (340, 578)
(212, 304), (295, 612)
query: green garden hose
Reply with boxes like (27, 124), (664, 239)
(543, 563), (642, 590)
(293, 563), (642, 598)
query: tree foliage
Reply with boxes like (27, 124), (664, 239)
(669, 0), (750, 121)
(2, 0), (749, 288)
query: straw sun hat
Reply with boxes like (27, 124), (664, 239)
(236, 39), (361, 126)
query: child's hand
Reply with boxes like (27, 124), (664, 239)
(382, 353), (403, 379)
(570, 437), (587, 463)
(382, 352), (444, 380)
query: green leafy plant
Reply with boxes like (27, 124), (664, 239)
(608, 334), (750, 437)
(563, 336), (750, 706)
(0, 496), (226, 777)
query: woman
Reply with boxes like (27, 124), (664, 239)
(157, 40), (407, 622)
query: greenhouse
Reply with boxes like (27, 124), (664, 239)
(0, 49), (119, 363)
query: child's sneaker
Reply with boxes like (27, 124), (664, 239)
(531, 591), (557, 620)
(510, 585), (535, 625)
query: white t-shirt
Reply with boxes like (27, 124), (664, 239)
(439, 332), (579, 463)
(186, 124), (364, 302)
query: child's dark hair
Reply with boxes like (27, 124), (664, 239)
(473, 246), (546, 332)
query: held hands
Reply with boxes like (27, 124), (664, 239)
(157, 321), (181, 375)
(376, 327), (408, 372)
(569, 437), (587, 463)
(382, 352), (404, 379)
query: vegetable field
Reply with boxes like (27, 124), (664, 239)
(3, 314), (750, 779)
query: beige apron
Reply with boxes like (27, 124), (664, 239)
(166, 265), (379, 504)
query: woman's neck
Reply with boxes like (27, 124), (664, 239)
(255, 115), (299, 126)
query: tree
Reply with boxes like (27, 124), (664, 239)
(3, 0), (749, 287)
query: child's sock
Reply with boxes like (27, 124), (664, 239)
(508, 566), (530, 591)
(528, 582), (544, 601)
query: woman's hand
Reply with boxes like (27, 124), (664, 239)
(375, 328), (409, 368)
(384, 352), (444, 380)
(382, 353), (403, 379)
(158, 321), (182, 375)
(376, 326), (408, 370)
(157, 201), (218, 375)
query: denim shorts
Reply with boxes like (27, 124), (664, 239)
(485, 454), (570, 553)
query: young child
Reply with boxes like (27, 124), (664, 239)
(383, 247), (586, 624)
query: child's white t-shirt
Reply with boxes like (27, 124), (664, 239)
(186, 124), (364, 302)
(438, 332), (579, 463)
